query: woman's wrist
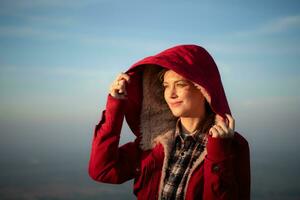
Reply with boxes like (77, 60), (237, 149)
(206, 134), (233, 162)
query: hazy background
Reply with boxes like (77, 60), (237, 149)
(1, 0), (300, 199)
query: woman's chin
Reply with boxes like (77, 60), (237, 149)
(170, 109), (185, 117)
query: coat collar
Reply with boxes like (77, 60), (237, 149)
(153, 127), (207, 199)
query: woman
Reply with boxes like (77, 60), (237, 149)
(88, 44), (250, 200)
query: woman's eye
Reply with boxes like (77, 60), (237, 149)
(176, 83), (187, 87)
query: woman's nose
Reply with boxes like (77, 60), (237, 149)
(169, 86), (177, 98)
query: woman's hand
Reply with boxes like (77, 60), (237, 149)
(209, 114), (235, 138)
(109, 73), (130, 99)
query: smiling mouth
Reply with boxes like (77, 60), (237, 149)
(170, 101), (183, 107)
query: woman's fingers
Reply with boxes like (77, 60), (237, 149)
(109, 72), (130, 99)
(111, 83), (125, 94)
(225, 114), (235, 131)
(212, 125), (225, 137)
(209, 125), (230, 138)
(110, 87), (127, 99)
(118, 80), (128, 95)
(210, 114), (235, 138)
(118, 80), (125, 93)
(209, 126), (218, 137)
(216, 120), (229, 133)
(117, 73), (130, 83)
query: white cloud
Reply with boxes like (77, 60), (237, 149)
(0, 24), (170, 53)
(0, 0), (99, 10)
(0, 26), (66, 40)
(235, 15), (300, 37)
(80, 36), (172, 52)
(240, 95), (300, 108)
(0, 64), (105, 78)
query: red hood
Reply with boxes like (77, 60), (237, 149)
(123, 44), (231, 149)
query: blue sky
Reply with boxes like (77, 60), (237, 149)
(0, 0), (300, 199)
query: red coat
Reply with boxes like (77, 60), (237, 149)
(88, 44), (251, 199)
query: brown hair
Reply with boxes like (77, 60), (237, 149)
(157, 68), (168, 83)
(201, 100), (215, 134)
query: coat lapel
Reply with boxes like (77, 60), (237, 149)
(153, 129), (207, 199)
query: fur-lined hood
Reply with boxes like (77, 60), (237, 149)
(123, 44), (231, 150)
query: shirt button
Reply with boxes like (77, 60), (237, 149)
(212, 164), (219, 173)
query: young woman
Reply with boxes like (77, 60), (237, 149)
(88, 44), (250, 200)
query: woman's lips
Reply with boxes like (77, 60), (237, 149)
(170, 101), (183, 107)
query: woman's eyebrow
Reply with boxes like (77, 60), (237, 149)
(163, 80), (189, 84)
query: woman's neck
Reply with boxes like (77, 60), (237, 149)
(180, 116), (204, 135)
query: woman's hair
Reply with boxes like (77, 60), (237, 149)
(158, 68), (168, 83)
(157, 67), (216, 134)
(201, 101), (215, 133)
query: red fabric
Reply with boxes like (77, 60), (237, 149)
(88, 44), (251, 199)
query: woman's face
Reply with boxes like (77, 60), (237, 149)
(163, 70), (206, 118)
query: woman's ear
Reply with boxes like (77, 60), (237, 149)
(192, 82), (211, 105)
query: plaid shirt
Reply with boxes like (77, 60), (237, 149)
(161, 119), (207, 200)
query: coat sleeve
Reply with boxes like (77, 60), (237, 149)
(203, 134), (251, 200)
(88, 94), (141, 184)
